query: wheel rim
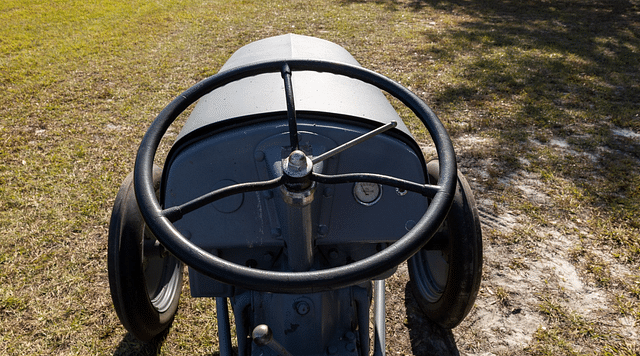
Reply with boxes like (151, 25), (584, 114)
(412, 249), (449, 302)
(143, 241), (181, 313)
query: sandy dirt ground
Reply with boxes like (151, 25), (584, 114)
(381, 133), (639, 355)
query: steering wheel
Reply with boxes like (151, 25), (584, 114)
(134, 59), (457, 294)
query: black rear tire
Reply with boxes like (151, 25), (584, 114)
(108, 166), (183, 342)
(408, 160), (482, 328)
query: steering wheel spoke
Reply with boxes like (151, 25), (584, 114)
(311, 172), (441, 198)
(162, 177), (283, 222)
(281, 63), (299, 151)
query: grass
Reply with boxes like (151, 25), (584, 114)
(530, 296), (636, 356)
(1, 0), (639, 354)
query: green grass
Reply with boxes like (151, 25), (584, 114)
(1, 0), (639, 354)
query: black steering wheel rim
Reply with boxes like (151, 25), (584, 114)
(134, 59), (457, 294)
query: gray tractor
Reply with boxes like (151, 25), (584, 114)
(108, 34), (482, 356)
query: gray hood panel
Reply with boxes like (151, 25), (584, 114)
(177, 34), (410, 140)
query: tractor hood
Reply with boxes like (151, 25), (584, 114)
(176, 34), (410, 141)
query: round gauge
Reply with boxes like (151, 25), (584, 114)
(353, 182), (382, 206)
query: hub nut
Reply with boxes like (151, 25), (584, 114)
(283, 150), (313, 178)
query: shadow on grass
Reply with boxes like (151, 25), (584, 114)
(420, 0), (638, 127)
(113, 329), (236, 356)
(403, 283), (460, 356)
(405, 0), (639, 229)
(113, 332), (166, 356)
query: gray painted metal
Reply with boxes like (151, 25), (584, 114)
(373, 280), (386, 356)
(216, 297), (233, 356)
(176, 34), (412, 141)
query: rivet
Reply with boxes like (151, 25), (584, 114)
(318, 224), (329, 236)
(405, 220), (416, 231)
(346, 342), (356, 352)
(254, 150), (265, 162)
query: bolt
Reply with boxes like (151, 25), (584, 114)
(327, 346), (338, 355)
(345, 331), (356, 341)
(157, 241), (168, 258)
(328, 249), (339, 260)
(245, 259), (258, 268)
(283, 150), (312, 179)
(323, 187), (333, 197)
(295, 301), (310, 315)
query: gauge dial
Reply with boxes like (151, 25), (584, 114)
(353, 182), (382, 206)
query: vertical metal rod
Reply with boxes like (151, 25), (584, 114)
(216, 297), (233, 356)
(281, 63), (299, 151)
(284, 197), (314, 271)
(373, 280), (386, 356)
(354, 286), (371, 356)
(280, 181), (316, 272)
(232, 294), (251, 356)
